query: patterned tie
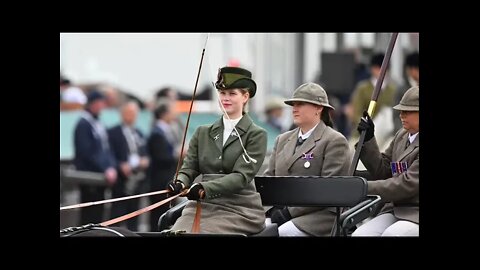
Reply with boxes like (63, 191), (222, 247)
(293, 137), (305, 154)
(405, 137), (411, 150)
(297, 137), (305, 146)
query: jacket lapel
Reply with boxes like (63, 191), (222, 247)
(223, 114), (252, 149)
(397, 133), (419, 161)
(279, 130), (299, 168)
(209, 117), (223, 153)
(286, 121), (327, 170)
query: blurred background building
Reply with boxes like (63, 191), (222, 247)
(61, 33), (418, 132)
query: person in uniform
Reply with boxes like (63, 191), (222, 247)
(167, 67), (267, 235)
(264, 82), (351, 236)
(352, 86), (419, 236)
(73, 90), (117, 224)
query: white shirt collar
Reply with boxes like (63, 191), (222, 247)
(122, 124), (134, 131)
(222, 115), (242, 146)
(156, 120), (170, 132)
(298, 123), (319, 140)
(408, 132), (419, 143)
(223, 115), (242, 130)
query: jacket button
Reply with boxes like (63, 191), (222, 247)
(218, 156), (222, 160)
(219, 170), (223, 173)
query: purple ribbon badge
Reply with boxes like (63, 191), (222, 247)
(302, 152), (314, 168)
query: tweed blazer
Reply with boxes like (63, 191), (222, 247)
(361, 129), (419, 223)
(171, 113), (267, 234)
(264, 121), (351, 236)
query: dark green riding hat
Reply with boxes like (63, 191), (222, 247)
(215, 66), (257, 98)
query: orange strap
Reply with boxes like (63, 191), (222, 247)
(100, 191), (185, 227)
(191, 201), (202, 233)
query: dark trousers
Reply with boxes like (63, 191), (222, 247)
(79, 185), (106, 225)
(110, 187), (140, 231)
(149, 193), (170, 231)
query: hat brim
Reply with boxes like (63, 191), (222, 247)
(284, 98), (335, 110)
(217, 78), (256, 98)
(393, 104), (419, 111)
(265, 104), (284, 112)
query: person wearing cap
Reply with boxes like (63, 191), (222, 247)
(264, 97), (285, 132)
(73, 90), (117, 225)
(166, 66), (268, 235)
(352, 86), (419, 236)
(263, 82), (351, 236)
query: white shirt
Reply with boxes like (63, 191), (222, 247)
(122, 125), (142, 168)
(122, 125), (139, 154)
(298, 123), (319, 141)
(223, 115), (242, 146)
(156, 120), (176, 145)
(408, 132), (419, 144)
